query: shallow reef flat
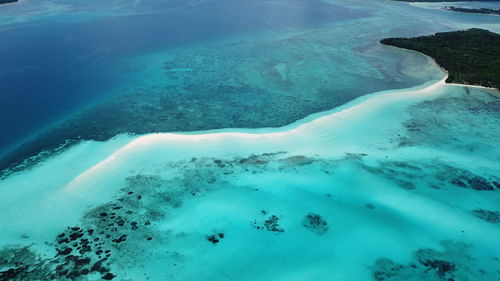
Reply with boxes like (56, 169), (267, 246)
(0, 80), (499, 280)
(0, 15), (444, 176)
(3, 0), (499, 175)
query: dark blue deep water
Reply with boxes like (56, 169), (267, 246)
(0, 0), (361, 157)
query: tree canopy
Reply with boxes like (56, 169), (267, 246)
(381, 29), (500, 89)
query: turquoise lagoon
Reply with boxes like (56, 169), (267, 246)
(0, 0), (499, 280)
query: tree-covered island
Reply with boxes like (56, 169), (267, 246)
(443, 6), (500, 16)
(381, 28), (500, 89)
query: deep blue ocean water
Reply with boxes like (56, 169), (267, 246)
(1, 0), (499, 162)
(0, 0), (363, 157)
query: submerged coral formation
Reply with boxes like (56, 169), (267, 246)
(1, 147), (499, 280)
(302, 214), (329, 235)
(371, 241), (500, 281)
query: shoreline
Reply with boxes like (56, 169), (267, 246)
(378, 41), (448, 76)
(447, 82), (500, 92)
(379, 41), (500, 92)
(0, 60), (445, 179)
(442, 6), (500, 17)
(1, 76), (447, 181)
(3, 40), (498, 180)
(65, 76), (448, 188)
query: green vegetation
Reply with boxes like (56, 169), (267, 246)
(381, 28), (500, 89)
(443, 6), (500, 16)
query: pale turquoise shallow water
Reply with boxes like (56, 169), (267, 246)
(0, 0), (499, 280)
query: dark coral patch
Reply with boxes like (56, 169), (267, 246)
(252, 214), (285, 233)
(303, 213), (329, 235)
(370, 241), (494, 281)
(471, 209), (500, 223)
